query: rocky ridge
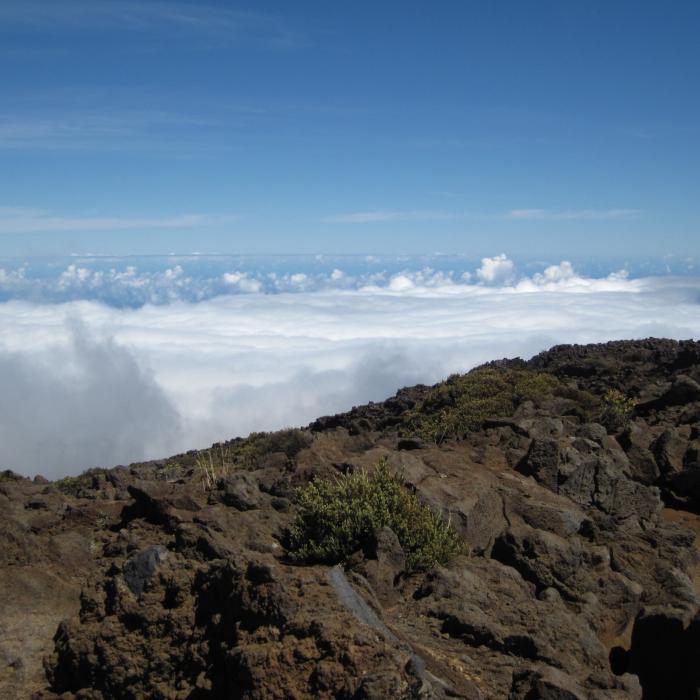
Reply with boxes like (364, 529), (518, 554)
(1, 338), (699, 699)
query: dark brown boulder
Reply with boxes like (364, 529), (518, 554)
(216, 471), (264, 510)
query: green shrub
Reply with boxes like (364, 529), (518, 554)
(235, 428), (312, 468)
(401, 368), (559, 444)
(600, 389), (637, 432)
(188, 429), (313, 489)
(54, 471), (99, 496)
(285, 459), (467, 572)
(552, 384), (601, 421)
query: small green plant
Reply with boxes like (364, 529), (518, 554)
(154, 461), (186, 482)
(600, 389), (637, 432)
(286, 459), (467, 572)
(194, 443), (233, 490)
(232, 428), (312, 469)
(192, 429), (312, 489)
(54, 471), (98, 496)
(401, 368), (559, 444)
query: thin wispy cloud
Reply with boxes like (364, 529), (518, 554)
(0, 110), (232, 152)
(0, 207), (235, 234)
(0, 96), (349, 152)
(323, 210), (460, 224)
(507, 208), (641, 221)
(0, 2), (302, 49)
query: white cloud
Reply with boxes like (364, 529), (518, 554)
(507, 208), (640, 221)
(476, 254), (516, 285)
(0, 258), (686, 306)
(534, 260), (576, 283)
(0, 3), (301, 48)
(322, 210), (458, 224)
(388, 275), (415, 292)
(0, 321), (179, 478)
(222, 271), (263, 293)
(1, 269), (699, 478)
(0, 207), (235, 234)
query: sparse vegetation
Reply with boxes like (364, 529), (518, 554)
(0, 470), (24, 483)
(552, 384), (600, 421)
(285, 459), (467, 572)
(232, 428), (312, 469)
(194, 443), (233, 490)
(54, 471), (99, 496)
(401, 368), (559, 444)
(192, 428), (312, 489)
(600, 389), (637, 432)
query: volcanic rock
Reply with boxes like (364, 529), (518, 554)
(1, 338), (700, 699)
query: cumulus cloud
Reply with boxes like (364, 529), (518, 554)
(476, 254), (516, 285)
(2, 256), (697, 306)
(222, 271), (263, 293)
(532, 261), (576, 283)
(2, 267), (700, 479)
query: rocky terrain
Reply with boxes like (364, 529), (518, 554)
(2, 338), (700, 699)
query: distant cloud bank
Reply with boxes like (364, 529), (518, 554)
(0, 253), (686, 307)
(1, 254), (699, 478)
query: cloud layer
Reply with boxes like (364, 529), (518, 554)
(0, 254), (671, 306)
(1, 258), (699, 478)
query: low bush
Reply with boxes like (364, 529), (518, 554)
(54, 470), (101, 496)
(191, 428), (313, 489)
(236, 428), (312, 467)
(401, 368), (559, 444)
(285, 459), (467, 572)
(600, 389), (637, 432)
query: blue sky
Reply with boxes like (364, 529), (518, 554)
(0, 1), (698, 257)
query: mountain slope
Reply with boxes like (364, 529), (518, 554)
(2, 338), (700, 699)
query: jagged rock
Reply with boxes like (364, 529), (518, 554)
(414, 557), (623, 698)
(124, 480), (201, 527)
(628, 606), (700, 699)
(664, 464), (700, 505)
(609, 478), (662, 522)
(618, 422), (660, 483)
(653, 428), (688, 474)
(518, 438), (560, 490)
(122, 544), (168, 596)
(217, 471), (263, 510)
(509, 667), (587, 700)
(658, 375), (700, 406)
(397, 437), (423, 450)
(557, 445), (597, 506)
(353, 527), (406, 606)
(576, 422), (607, 444)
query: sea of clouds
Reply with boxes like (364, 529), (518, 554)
(1, 254), (699, 478)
